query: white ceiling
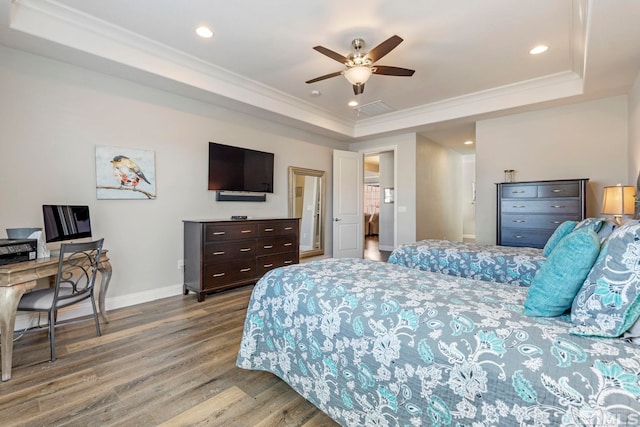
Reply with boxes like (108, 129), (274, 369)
(2, 0), (640, 154)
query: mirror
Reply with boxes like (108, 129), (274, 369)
(289, 166), (325, 258)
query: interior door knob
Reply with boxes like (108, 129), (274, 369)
(334, 218), (341, 222)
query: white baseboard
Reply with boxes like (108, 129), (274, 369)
(463, 234), (476, 240)
(13, 283), (184, 332)
(379, 245), (394, 251)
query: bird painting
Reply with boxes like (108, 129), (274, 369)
(110, 155), (151, 188)
(96, 146), (156, 200)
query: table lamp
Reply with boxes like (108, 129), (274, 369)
(601, 185), (636, 225)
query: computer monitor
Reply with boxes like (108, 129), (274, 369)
(42, 205), (92, 243)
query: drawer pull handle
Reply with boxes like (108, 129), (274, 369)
(285, 227), (293, 230)
(213, 251), (225, 255)
(512, 220), (526, 223)
(284, 260), (293, 264)
(212, 273), (225, 278)
(240, 248), (251, 252)
(241, 230), (252, 234)
(511, 190), (526, 194)
(513, 235), (524, 239)
(263, 263), (273, 268)
(213, 231), (226, 235)
(263, 245), (273, 249)
(552, 189), (564, 193)
(284, 243), (293, 246)
(512, 205), (526, 208)
(264, 228), (274, 232)
(551, 205), (566, 208)
(552, 221), (561, 224)
(240, 268), (251, 272)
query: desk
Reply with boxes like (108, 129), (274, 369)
(0, 251), (112, 381)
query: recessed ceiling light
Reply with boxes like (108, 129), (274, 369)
(529, 45), (548, 55)
(196, 26), (214, 39)
(464, 140), (474, 145)
(348, 100), (359, 107)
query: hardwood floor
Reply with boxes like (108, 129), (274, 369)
(364, 235), (391, 262)
(2, 287), (337, 426)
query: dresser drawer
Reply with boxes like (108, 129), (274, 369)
(184, 218), (300, 302)
(501, 213), (582, 230)
(204, 240), (256, 263)
(500, 228), (552, 248)
(501, 199), (580, 214)
(257, 252), (298, 275)
(258, 220), (299, 237)
(205, 223), (258, 242)
(537, 182), (580, 198)
(257, 236), (297, 255)
(203, 260), (256, 290)
(501, 185), (537, 198)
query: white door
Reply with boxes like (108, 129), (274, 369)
(333, 149), (363, 258)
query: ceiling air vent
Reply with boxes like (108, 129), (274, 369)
(355, 100), (395, 116)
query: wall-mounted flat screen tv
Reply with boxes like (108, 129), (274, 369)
(208, 142), (274, 193)
(42, 205), (92, 243)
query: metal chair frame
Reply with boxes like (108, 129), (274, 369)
(17, 238), (104, 361)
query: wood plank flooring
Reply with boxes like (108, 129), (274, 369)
(364, 236), (391, 262)
(2, 286), (338, 426)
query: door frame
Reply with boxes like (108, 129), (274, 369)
(360, 145), (398, 250)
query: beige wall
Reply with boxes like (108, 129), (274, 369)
(462, 155), (476, 239)
(416, 136), (463, 241)
(378, 151), (394, 250)
(629, 74), (640, 189)
(475, 96), (629, 244)
(0, 46), (338, 306)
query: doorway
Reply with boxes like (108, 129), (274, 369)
(364, 151), (394, 262)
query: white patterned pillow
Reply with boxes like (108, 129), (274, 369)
(571, 220), (640, 337)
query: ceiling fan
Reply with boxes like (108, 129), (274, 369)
(306, 35), (415, 95)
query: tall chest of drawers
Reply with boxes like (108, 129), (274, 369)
(496, 179), (588, 248)
(183, 218), (300, 302)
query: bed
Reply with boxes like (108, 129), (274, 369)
(237, 258), (640, 426)
(388, 239), (546, 287)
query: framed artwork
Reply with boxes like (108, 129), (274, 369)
(384, 187), (394, 203)
(96, 146), (157, 199)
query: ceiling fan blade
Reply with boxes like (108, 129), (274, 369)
(373, 66), (415, 77)
(353, 83), (364, 95)
(306, 71), (343, 84)
(313, 46), (348, 64)
(366, 35), (403, 63)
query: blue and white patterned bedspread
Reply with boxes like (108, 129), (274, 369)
(388, 239), (546, 287)
(237, 258), (640, 426)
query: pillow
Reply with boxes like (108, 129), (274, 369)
(623, 318), (640, 345)
(542, 220), (577, 257)
(596, 219), (618, 245)
(524, 228), (600, 317)
(573, 217), (604, 233)
(571, 220), (640, 337)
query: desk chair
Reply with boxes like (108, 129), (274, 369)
(17, 238), (104, 361)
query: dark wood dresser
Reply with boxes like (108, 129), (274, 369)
(183, 218), (300, 301)
(496, 178), (588, 248)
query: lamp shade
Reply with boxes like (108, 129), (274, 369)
(344, 66), (373, 85)
(601, 185), (635, 215)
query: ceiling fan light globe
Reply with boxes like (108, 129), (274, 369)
(344, 66), (373, 85)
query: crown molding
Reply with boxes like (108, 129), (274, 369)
(10, 0), (356, 136)
(353, 71), (585, 137)
(8, 0), (591, 140)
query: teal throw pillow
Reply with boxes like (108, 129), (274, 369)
(571, 220), (640, 337)
(542, 220), (577, 257)
(524, 228), (600, 317)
